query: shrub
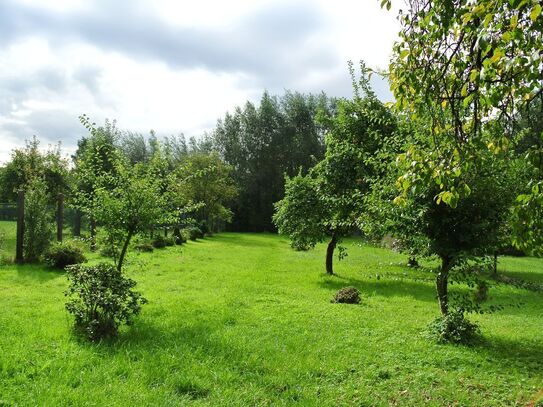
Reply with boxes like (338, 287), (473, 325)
(173, 229), (186, 245)
(185, 226), (203, 241)
(425, 311), (480, 345)
(99, 244), (117, 259)
(152, 234), (167, 248)
(134, 241), (154, 252)
(45, 242), (86, 269)
(331, 286), (361, 304)
(180, 229), (190, 243)
(473, 280), (489, 303)
(23, 178), (53, 262)
(164, 236), (175, 247)
(64, 263), (147, 341)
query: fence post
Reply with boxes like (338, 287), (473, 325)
(56, 193), (64, 243)
(16, 190), (24, 263)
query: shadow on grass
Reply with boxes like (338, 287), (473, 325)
(212, 234), (275, 249)
(474, 335), (543, 376)
(319, 273), (438, 304)
(10, 263), (65, 282)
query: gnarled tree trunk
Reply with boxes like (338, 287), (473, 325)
(325, 231), (338, 275)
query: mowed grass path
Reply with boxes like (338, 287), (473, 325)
(1, 230), (542, 406)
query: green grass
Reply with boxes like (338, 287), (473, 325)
(1, 227), (542, 406)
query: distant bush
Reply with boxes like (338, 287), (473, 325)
(180, 229), (190, 243)
(199, 221), (209, 236)
(99, 244), (117, 259)
(164, 236), (175, 246)
(331, 286), (361, 304)
(425, 311), (480, 345)
(45, 242), (86, 269)
(473, 280), (489, 303)
(185, 226), (204, 241)
(65, 263), (147, 341)
(23, 178), (53, 262)
(152, 235), (167, 248)
(134, 241), (154, 252)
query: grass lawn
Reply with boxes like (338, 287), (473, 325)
(0, 226), (542, 406)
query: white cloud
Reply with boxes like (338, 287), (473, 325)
(0, 0), (400, 163)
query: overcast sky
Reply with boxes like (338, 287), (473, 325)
(0, 0), (400, 163)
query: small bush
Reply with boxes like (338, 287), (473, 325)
(65, 263), (147, 341)
(152, 235), (167, 248)
(179, 229), (190, 243)
(45, 242), (86, 269)
(99, 244), (117, 258)
(164, 236), (175, 247)
(473, 280), (489, 303)
(331, 286), (361, 304)
(134, 241), (154, 252)
(425, 311), (480, 345)
(184, 226), (204, 241)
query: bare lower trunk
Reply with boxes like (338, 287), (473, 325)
(90, 218), (97, 251)
(117, 229), (134, 272)
(408, 257), (419, 268)
(492, 252), (498, 276)
(436, 256), (452, 315)
(326, 232), (338, 275)
(73, 210), (81, 237)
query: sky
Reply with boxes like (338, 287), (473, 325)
(0, 0), (401, 163)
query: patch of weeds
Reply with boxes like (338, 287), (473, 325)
(425, 311), (480, 345)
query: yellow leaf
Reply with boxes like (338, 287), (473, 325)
(511, 14), (518, 29)
(461, 83), (468, 97)
(531, 4), (542, 22)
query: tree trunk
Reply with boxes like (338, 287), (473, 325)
(117, 229), (134, 272)
(492, 252), (498, 276)
(73, 210), (81, 237)
(436, 256), (452, 315)
(90, 218), (97, 251)
(407, 257), (419, 268)
(326, 232), (338, 275)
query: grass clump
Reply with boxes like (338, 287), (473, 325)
(331, 286), (361, 304)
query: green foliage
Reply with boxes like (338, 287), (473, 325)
(94, 164), (166, 271)
(185, 226), (204, 241)
(44, 241), (86, 269)
(331, 286), (361, 304)
(385, 0), (543, 261)
(0, 137), (69, 203)
(72, 117), (123, 242)
(212, 91), (336, 231)
(425, 311), (480, 345)
(273, 173), (328, 251)
(176, 152), (237, 232)
(133, 240), (154, 252)
(64, 263), (147, 341)
(275, 66), (398, 272)
(23, 178), (53, 263)
(151, 234), (174, 248)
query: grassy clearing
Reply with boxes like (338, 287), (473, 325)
(0, 226), (542, 406)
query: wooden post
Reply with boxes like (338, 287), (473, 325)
(16, 190), (24, 263)
(56, 193), (64, 243)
